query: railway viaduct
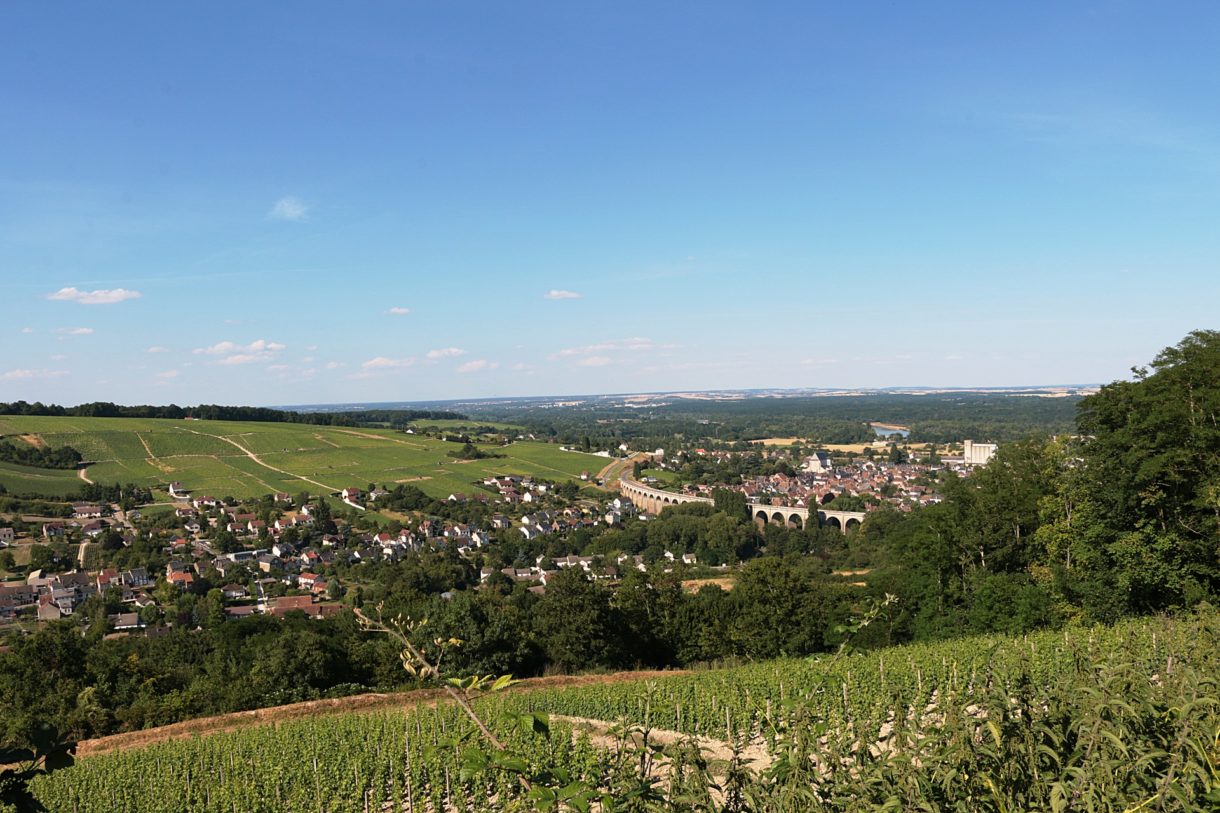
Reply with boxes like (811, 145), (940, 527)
(618, 477), (866, 533)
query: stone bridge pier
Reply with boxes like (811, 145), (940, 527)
(618, 477), (864, 534)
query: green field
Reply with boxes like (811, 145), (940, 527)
(0, 460), (84, 497)
(0, 416), (606, 501)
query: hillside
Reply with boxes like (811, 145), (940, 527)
(0, 415), (605, 501)
(29, 610), (1219, 811)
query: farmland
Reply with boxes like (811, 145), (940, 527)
(0, 416), (605, 501)
(30, 609), (1220, 812)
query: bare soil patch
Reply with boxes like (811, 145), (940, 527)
(18, 434), (46, 449)
(682, 577), (735, 592)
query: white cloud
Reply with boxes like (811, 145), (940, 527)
(49, 354), (67, 361)
(511, 362), (534, 372)
(549, 337), (666, 360)
(268, 196), (309, 221)
(457, 359), (498, 374)
(146, 346), (169, 353)
(387, 307), (411, 315)
(55, 327), (94, 336)
(426, 347), (466, 360)
(361, 356), (416, 370)
(1, 368), (67, 381)
(47, 286), (142, 305)
(193, 338), (286, 365)
(21, 327), (34, 334)
(157, 370), (180, 379)
(577, 356), (613, 367)
(325, 361), (345, 370)
(266, 364), (291, 372)
(544, 289), (582, 300)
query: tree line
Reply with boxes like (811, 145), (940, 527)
(0, 401), (465, 426)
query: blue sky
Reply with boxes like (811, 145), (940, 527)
(3, 2), (1218, 405)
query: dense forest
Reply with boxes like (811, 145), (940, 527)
(461, 391), (1081, 447)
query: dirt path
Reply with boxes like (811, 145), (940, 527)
(77, 539), (90, 567)
(174, 428), (340, 494)
(136, 433), (174, 474)
(331, 429), (426, 449)
(75, 669), (688, 758)
(77, 467), (93, 485)
(554, 715), (771, 774)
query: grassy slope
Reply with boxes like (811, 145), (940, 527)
(0, 460), (83, 497)
(0, 416), (605, 500)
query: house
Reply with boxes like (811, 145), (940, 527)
(120, 568), (150, 587)
(73, 504), (104, 519)
(42, 522), (67, 539)
(273, 538), (299, 556)
(108, 612), (144, 631)
(298, 572), (321, 589)
(225, 604), (259, 619)
(491, 514), (511, 529)
(221, 583), (248, 600)
(168, 571), (195, 589)
(369, 488), (389, 501)
(274, 492), (292, 504)
(0, 528), (15, 545)
(168, 482), (191, 498)
(309, 579), (329, 597)
(266, 594), (315, 617)
(80, 520), (106, 538)
(340, 487), (362, 503)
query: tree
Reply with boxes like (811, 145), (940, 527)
(531, 569), (624, 672)
(1071, 330), (1220, 615)
(712, 488), (747, 518)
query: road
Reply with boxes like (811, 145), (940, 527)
(596, 452), (650, 490)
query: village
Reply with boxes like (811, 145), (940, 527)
(1, 439), (998, 635)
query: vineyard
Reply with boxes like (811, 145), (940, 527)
(0, 416), (604, 501)
(29, 609), (1220, 811)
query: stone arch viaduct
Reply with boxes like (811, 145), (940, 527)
(618, 477), (866, 533)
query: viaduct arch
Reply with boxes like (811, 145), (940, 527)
(618, 477), (864, 534)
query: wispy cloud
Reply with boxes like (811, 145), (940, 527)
(268, 196), (309, 221)
(457, 359), (498, 374)
(325, 361), (345, 370)
(21, 327), (34, 334)
(157, 369), (180, 379)
(48, 286), (142, 305)
(426, 347), (466, 360)
(193, 339), (286, 365)
(362, 356), (416, 370)
(549, 337), (669, 360)
(544, 289), (582, 300)
(1, 368), (67, 381)
(387, 306), (411, 315)
(55, 327), (94, 336)
(146, 345), (169, 353)
(577, 356), (613, 367)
